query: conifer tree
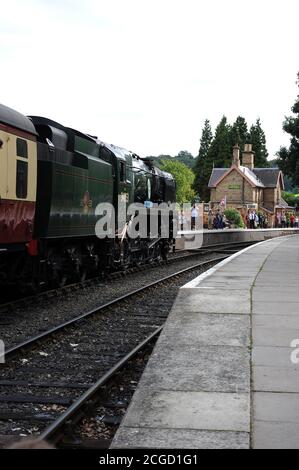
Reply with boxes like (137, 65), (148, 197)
(249, 118), (269, 167)
(207, 116), (231, 168)
(195, 116), (231, 201)
(193, 119), (213, 200)
(277, 72), (299, 186)
(230, 116), (248, 153)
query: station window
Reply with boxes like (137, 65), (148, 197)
(16, 160), (28, 199)
(120, 161), (126, 182)
(16, 138), (28, 158)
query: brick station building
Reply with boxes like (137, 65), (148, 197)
(208, 143), (292, 227)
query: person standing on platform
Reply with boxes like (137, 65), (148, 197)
(245, 213), (249, 228)
(264, 216), (268, 228)
(255, 212), (259, 228)
(249, 210), (255, 229)
(281, 212), (287, 228)
(214, 210), (222, 230)
(290, 214), (295, 228)
(220, 212), (224, 229)
(208, 210), (213, 230)
(258, 213), (264, 228)
(178, 210), (187, 231)
(178, 210), (183, 231)
(222, 213), (227, 229)
(295, 216), (299, 228)
(191, 204), (199, 230)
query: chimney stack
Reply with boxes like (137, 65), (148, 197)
(242, 143), (255, 170)
(232, 144), (240, 167)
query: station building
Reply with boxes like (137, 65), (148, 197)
(208, 143), (293, 226)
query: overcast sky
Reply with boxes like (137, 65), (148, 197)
(1, 0), (298, 159)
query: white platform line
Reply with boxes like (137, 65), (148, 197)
(181, 236), (288, 289)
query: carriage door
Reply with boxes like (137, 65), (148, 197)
(5, 133), (37, 243)
(0, 129), (8, 201)
(5, 135), (29, 202)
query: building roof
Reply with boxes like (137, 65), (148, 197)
(253, 168), (283, 188)
(241, 166), (264, 187)
(208, 168), (227, 187)
(0, 103), (37, 135)
(277, 197), (294, 209)
(209, 165), (283, 189)
(262, 198), (295, 213)
(208, 165), (264, 188)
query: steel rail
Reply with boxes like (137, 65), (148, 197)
(3, 254), (229, 361)
(39, 242), (256, 445)
(40, 326), (163, 444)
(0, 250), (200, 313)
(0, 240), (255, 313)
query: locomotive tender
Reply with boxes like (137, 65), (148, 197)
(0, 103), (176, 289)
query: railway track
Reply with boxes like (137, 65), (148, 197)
(0, 242), (256, 354)
(41, 328), (161, 448)
(0, 253), (232, 448)
(0, 241), (255, 313)
(0, 250), (194, 312)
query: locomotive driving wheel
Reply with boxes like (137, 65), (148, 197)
(46, 249), (67, 288)
(161, 240), (170, 260)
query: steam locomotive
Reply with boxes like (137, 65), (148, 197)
(0, 104), (176, 290)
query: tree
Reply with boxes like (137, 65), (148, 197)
(230, 116), (248, 153)
(282, 191), (299, 207)
(194, 116), (231, 202)
(193, 119), (213, 201)
(147, 154), (172, 168)
(175, 150), (195, 169)
(207, 116), (232, 168)
(276, 72), (299, 186)
(249, 118), (269, 167)
(147, 151), (195, 170)
(160, 160), (195, 204)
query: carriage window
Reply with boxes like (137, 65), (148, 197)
(16, 138), (28, 158)
(120, 161), (126, 182)
(16, 160), (28, 199)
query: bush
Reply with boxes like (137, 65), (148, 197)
(282, 191), (299, 207)
(160, 160), (195, 204)
(224, 208), (245, 228)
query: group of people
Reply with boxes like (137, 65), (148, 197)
(244, 210), (299, 229)
(178, 204), (202, 231)
(208, 210), (226, 230)
(178, 206), (227, 231)
(178, 205), (299, 232)
(276, 212), (299, 228)
(247, 211), (268, 229)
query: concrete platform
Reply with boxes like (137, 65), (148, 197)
(176, 227), (299, 250)
(111, 234), (299, 449)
